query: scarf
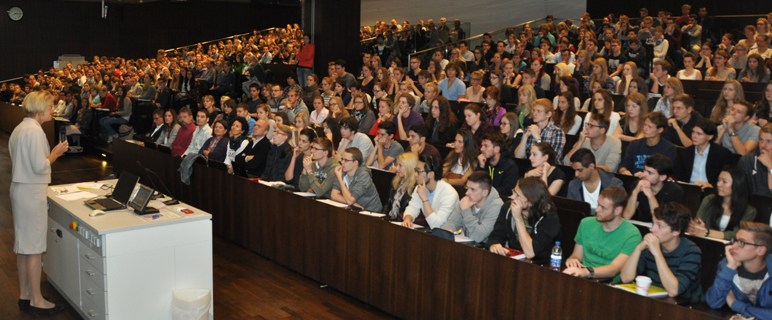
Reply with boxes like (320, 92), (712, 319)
(352, 109), (366, 122)
(207, 136), (222, 152)
(389, 180), (407, 219)
(229, 133), (251, 150)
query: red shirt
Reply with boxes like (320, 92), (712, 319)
(102, 93), (117, 111)
(171, 122), (196, 157)
(297, 43), (315, 68)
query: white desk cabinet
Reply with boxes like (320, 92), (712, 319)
(44, 180), (213, 319)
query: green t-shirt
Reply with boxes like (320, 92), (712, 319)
(575, 217), (642, 282)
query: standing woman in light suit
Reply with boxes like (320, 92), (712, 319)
(9, 91), (69, 314)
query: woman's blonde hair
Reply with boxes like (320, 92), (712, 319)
(711, 79), (745, 122)
(591, 57), (610, 83)
(392, 152), (418, 193)
(518, 84), (537, 118)
(22, 91), (55, 116)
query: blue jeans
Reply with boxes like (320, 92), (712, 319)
(99, 116), (128, 137)
(297, 66), (312, 88)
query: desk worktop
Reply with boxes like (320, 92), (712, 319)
(47, 179), (211, 235)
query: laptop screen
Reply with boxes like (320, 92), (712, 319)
(128, 184), (154, 213)
(113, 172), (140, 204)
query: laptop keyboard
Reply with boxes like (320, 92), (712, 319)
(95, 198), (124, 210)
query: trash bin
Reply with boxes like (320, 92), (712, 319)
(172, 288), (211, 320)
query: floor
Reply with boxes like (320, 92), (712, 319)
(0, 132), (395, 319)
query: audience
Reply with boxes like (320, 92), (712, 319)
(662, 93), (703, 147)
(285, 128), (317, 187)
(477, 133), (518, 198)
(298, 137), (340, 198)
(199, 119), (230, 162)
(402, 154), (460, 229)
(184, 109), (213, 157)
(366, 121), (403, 170)
(515, 98), (566, 160)
(383, 152), (417, 219)
(525, 143), (566, 196)
(675, 118), (733, 189)
(739, 123), (772, 196)
(235, 119), (271, 178)
(619, 112), (677, 176)
(689, 165), (757, 241)
(337, 117), (374, 160)
(442, 129), (478, 186)
(623, 154), (684, 222)
(716, 100), (759, 155)
(262, 124), (294, 182)
(171, 107), (196, 157)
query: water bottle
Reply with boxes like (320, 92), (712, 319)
(550, 241), (562, 271)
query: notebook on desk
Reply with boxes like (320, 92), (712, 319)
(84, 172), (139, 211)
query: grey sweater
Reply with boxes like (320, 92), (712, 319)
(299, 157), (340, 199)
(332, 165), (383, 212)
(441, 187), (504, 243)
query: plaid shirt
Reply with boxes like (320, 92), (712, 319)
(524, 122), (566, 160)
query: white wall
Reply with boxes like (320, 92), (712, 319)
(361, 0), (586, 37)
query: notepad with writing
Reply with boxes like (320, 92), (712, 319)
(613, 283), (669, 298)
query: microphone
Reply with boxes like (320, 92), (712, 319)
(136, 161), (180, 205)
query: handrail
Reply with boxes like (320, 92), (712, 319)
(164, 27), (278, 52)
(407, 17), (549, 72)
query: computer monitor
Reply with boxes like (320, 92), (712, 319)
(128, 184), (158, 215)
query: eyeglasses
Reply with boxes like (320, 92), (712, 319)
(340, 158), (355, 163)
(414, 169), (425, 174)
(731, 237), (765, 248)
(585, 123), (602, 129)
(311, 147), (326, 151)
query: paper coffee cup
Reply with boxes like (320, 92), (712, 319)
(635, 276), (652, 296)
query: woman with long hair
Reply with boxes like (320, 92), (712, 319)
(552, 76), (581, 110)
(502, 61), (520, 88)
(615, 62), (640, 95)
(499, 112), (523, 157)
(584, 88), (620, 136)
(461, 103), (494, 147)
(285, 128), (317, 187)
(653, 77), (685, 118)
(614, 93), (648, 141)
(706, 50), (737, 81)
(517, 84), (537, 128)
(323, 117), (342, 151)
(159, 108), (180, 147)
(483, 86), (506, 126)
(350, 92), (376, 133)
(360, 65), (376, 96)
(199, 120), (230, 162)
(255, 103), (275, 140)
(489, 70), (514, 105)
(470, 47), (488, 73)
(328, 96), (350, 121)
(427, 58), (445, 83)
(426, 96), (459, 145)
(525, 143), (566, 196)
(753, 81), (772, 126)
(224, 117), (252, 172)
(334, 79), (351, 106)
(552, 92), (582, 135)
(738, 53), (771, 83)
(530, 56), (551, 91)
(320, 77), (335, 107)
(584, 57), (616, 93)
(442, 129), (479, 186)
(710, 80), (745, 122)
(369, 97), (395, 136)
(573, 50), (592, 82)
(677, 53), (703, 81)
(383, 152), (418, 220)
(689, 166), (756, 240)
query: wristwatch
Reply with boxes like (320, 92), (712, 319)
(536, 139), (542, 143)
(729, 131), (737, 137)
(586, 267), (595, 279)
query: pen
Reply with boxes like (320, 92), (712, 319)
(152, 215), (160, 220)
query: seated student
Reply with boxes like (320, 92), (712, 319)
(614, 93), (648, 142)
(426, 96), (459, 146)
(486, 177), (561, 264)
(366, 121), (404, 170)
(235, 119), (271, 178)
(565, 114), (622, 173)
(623, 154), (684, 222)
(262, 124), (294, 182)
(402, 155), (460, 229)
(567, 149), (624, 214)
(183, 108), (213, 157)
(662, 94), (702, 148)
(716, 100), (760, 156)
(706, 221), (772, 318)
(689, 165), (757, 241)
(330, 148), (383, 212)
(350, 92), (376, 134)
(285, 128), (317, 188)
(383, 152), (417, 219)
(525, 143), (566, 196)
(552, 92), (582, 135)
(408, 124), (441, 158)
(653, 78), (684, 119)
(619, 112), (678, 176)
(675, 118), (733, 189)
(224, 117), (252, 174)
(740, 124), (772, 196)
(620, 203), (705, 304)
(236, 103), (256, 134)
(564, 187), (642, 283)
(583, 88), (621, 136)
(515, 99), (566, 160)
(337, 117), (374, 160)
(440, 172), (503, 243)
(393, 94), (424, 140)
(462, 103), (495, 147)
(477, 133), (519, 197)
(171, 107), (196, 157)
(199, 120), (230, 163)
(298, 137), (340, 199)
(647, 60), (672, 95)
(442, 129), (479, 186)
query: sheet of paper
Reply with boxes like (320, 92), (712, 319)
(317, 199), (349, 208)
(360, 211), (386, 217)
(58, 192), (98, 201)
(389, 221), (424, 229)
(52, 185), (81, 194)
(148, 200), (167, 209)
(73, 182), (104, 189)
(293, 192), (317, 197)
(137, 210), (180, 223)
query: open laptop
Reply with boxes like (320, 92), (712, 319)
(128, 184), (159, 215)
(84, 172), (139, 211)
(232, 161), (249, 178)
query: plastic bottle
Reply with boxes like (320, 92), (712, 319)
(550, 241), (562, 271)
